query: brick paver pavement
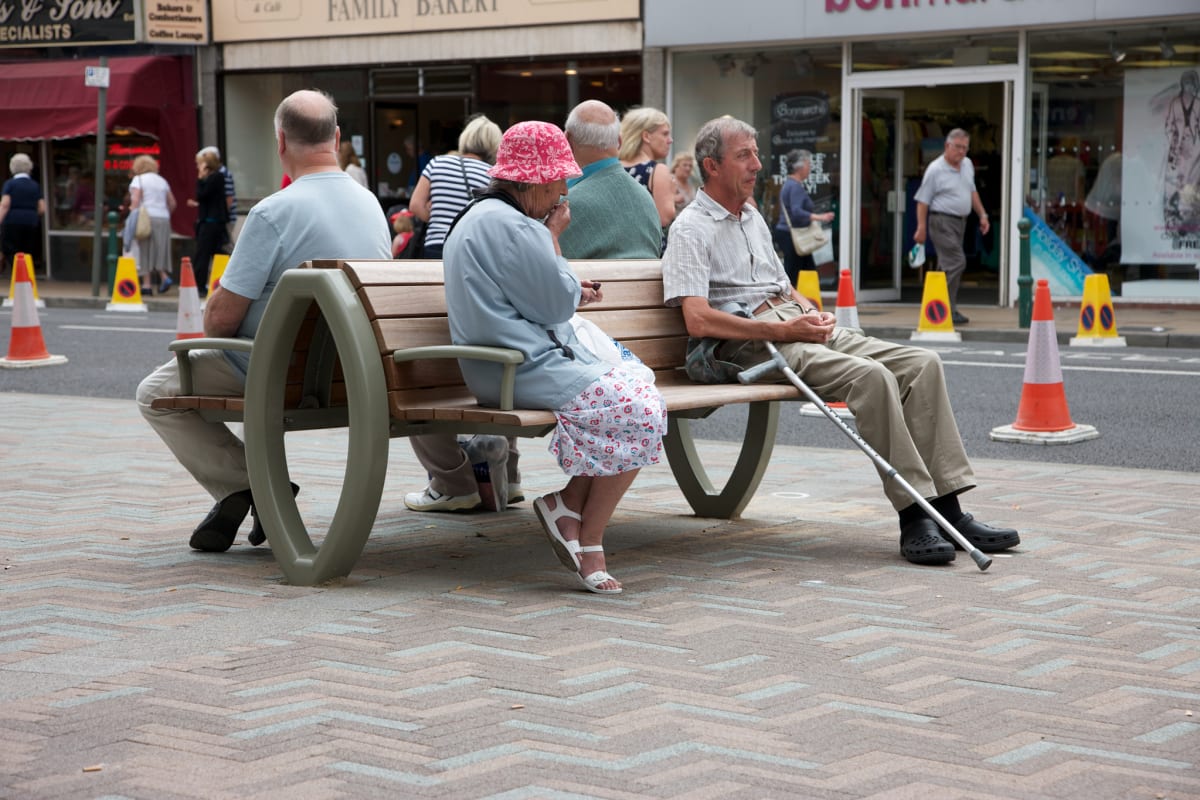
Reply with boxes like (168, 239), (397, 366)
(1, 392), (1198, 799)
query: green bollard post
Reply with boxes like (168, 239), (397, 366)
(1017, 217), (1032, 329)
(106, 211), (119, 296)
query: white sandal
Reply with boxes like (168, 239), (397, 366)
(533, 493), (582, 570)
(576, 545), (622, 594)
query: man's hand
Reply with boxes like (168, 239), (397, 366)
(779, 310), (836, 344)
(978, 216), (990, 236)
(913, 224), (926, 245)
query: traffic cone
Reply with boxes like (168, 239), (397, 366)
(0, 254), (68, 369)
(175, 257), (203, 340)
(990, 279), (1098, 444)
(208, 253), (230, 297)
(106, 256), (148, 312)
(796, 270), (823, 312)
(1070, 273), (1126, 347)
(834, 269), (859, 329)
(3, 252), (45, 308)
(910, 270), (961, 342)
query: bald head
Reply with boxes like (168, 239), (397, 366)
(274, 90), (339, 150)
(274, 89), (341, 179)
(565, 99), (621, 166)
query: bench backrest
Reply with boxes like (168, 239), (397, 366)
(308, 258), (682, 419)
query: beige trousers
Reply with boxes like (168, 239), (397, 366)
(136, 351), (250, 502)
(731, 303), (975, 510)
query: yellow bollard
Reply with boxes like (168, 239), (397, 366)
(1070, 273), (1126, 347)
(910, 270), (961, 342)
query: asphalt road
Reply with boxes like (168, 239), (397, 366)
(4, 306), (1199, 473)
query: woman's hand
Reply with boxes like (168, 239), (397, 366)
(186, 198), (199, 208)
(579, 279), (603, 307)
(544, 199), (570, 238)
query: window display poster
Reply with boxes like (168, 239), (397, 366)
(1023, 206), (1091, 297)
(1122, 67), (1200, 263)
(769, 92), (837, 198)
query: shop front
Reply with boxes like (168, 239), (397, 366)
(210, 0), (643, 214)
(0, 56), (199, 281)
(647, 0), (1200, 304)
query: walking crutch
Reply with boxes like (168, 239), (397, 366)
(738, 340), (992, 571)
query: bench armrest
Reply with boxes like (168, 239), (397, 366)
(393, 345), (525, 411)
(167, 337), (254, 395)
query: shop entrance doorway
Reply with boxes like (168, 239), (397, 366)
(845, 66), (1017, 304)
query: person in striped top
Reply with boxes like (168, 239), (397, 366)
(407, 115), (501, 259)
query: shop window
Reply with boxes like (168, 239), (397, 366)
(1029, 25), (1200, 296)
(671, 46), (844, 284)
(46, 135), (159, 232)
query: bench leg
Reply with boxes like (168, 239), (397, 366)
(663, 400), (779, 519)
(244, 269), (390, 586)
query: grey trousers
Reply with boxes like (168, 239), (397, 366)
(409, 434), (521, 497)
(928, 213), (967, 310)
(731, 303), (976, 510)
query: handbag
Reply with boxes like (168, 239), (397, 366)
(134, 206), (152, 240)
(780, 201), (828, 257)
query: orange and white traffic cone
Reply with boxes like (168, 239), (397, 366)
(3, 252), (45, 308)
(796, 270), (823, 312)
(175, 257), (203, 340)
(834, 268), (859, 329)
(0, 253), (68, 369)
(1070, 273), (1126, 347)
(802, 269), (854, 419)
(990, 279), (1098, 444)
(910, 270), (961, 342)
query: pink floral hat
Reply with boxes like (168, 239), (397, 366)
(488, 121), (581, 184)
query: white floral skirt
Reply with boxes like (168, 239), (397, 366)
(549, 367), (666, 477)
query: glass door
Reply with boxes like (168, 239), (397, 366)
(857, 90), (905, 301)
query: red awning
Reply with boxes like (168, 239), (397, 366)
(0, 55), (198, 235)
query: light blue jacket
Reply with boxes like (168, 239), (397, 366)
(443, 197), (608, 409)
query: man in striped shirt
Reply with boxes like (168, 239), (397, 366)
(661, 116), (1019, 566)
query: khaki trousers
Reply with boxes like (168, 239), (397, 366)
(136, 351), (251, 502)
(408, 434), (522, 497)
(731, 303), (975, 510)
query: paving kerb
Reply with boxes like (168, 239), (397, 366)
(2, 392), (1198, 799)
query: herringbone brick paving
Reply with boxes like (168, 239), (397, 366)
(1, 392), (1197, 799)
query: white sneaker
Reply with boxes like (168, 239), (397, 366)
(508, 483), (525, 504)
(404, 486), (481, 512)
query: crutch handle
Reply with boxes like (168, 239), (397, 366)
(738, 360), (778, 384)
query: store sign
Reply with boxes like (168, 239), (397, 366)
(212, 0), (637, 43)
(645, 0), (1194, 47)
(0, 0), (136, 48)
(0, 0), (207, 48)
(105, 141), (161, 172)
(144, 0), (209, 43)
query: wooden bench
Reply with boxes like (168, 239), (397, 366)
(152, 259), (802, 586)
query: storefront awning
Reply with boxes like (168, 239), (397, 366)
(0, 55), (198, 235)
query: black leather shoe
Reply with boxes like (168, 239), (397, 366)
(900, 518), (956, 565)
(189, 489), (253, 552)
(952, 311), (970, 325)
(247, 482), (300, 547)
(950, 514), (1020, 552)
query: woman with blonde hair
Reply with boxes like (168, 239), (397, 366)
(128, 154), (176, 295)
(670, 152), (696, 213)
(185, 148), (228, 295)
(407, 114), (503, 260)
(619, 106), (675, 229)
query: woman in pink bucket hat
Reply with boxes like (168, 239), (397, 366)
(442, 121), (666, 595)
